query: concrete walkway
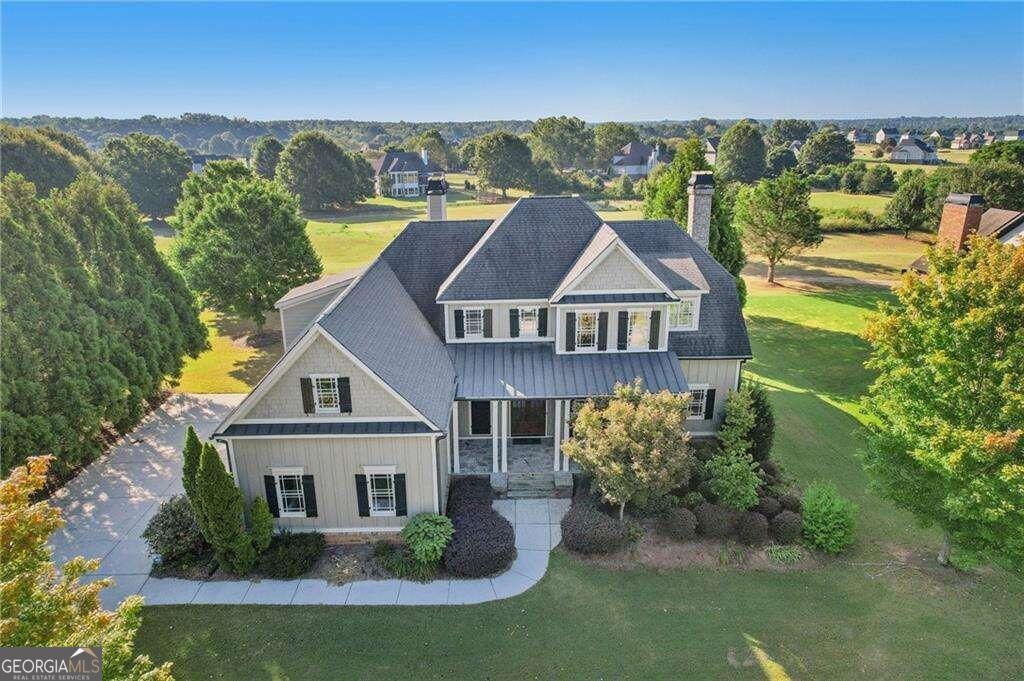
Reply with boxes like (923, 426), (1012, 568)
(49, 393), (563, 609)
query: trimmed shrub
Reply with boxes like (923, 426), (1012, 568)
(737, 512), (770, 546)
(250, 497), (274, 554)
(256, 531), (326, 578)
(694, 502), (737, 538)
(682, 491), (706, 508)
(401, 513), (454, 565)
(759, 460), (781, 483)
(447, 477), (493, 517)
(374, 541), (438, 582)
(771, 510), (803, 544)
(755, 496), (782, 518)
(631, 491), (679, 517)
(561, 504), (631, 554)
(196, 442), (254, 575)
(746, 383), (775, 462)
(443, 510), (515, 577)
(703, 453), (761, 511)
(779, 493), (802, 513)
(142, 495), (209, 564)
(659, 507), (698, 542)
(802, 483), (856, 554)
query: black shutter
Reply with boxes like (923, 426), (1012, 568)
(704, 389), (716, 420)
(509, 308), (520, 338)
(301, 475), (318, 517)
(355, 475), (369, 517)
(300, 377), (314, 414)
(338, 377), (352, 413)
(483, 309), (493, 338)
(649, 310), (661, 350)
(538, 308), (548, 336)
(453, 309), (465, 338)
(565, 312), (576, 351)
(597, 311), (609, 351)
(394, 474), (407, 516)
(263, 475), (280, 517)
(617, 311), (629, 350)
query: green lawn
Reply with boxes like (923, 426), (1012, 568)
(809, 191), (890, 215)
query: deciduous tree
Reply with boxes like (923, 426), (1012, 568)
(471, 131), (534, 198)
(798, 128), (854, 171)
(765, 146), (798, 178)
(529, 116), (593, 173)
(883, 169), (929, 236)
(101, 132), (191, 217)
(593, 122), (639, 166)
(275, 131), (373, 210)
(765, 119), (815, 147)
(716, 120), (766, 183)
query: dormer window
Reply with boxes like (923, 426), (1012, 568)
(627, 310), (650, 349)
(464, 308), (484, 338)
(670, 298), (699, 331)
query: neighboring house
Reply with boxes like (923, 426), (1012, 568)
(983, 132), (1000, 146)
(787, 140), (804, 155)
(928, 130), (944, 142)
(704, 137), (720, 165)
(875, 127), (899, 144)
(609, 141), (663, 178)
(890, 136), (939, 164)
(371, 149), (443, 197)
(214, 173), (751, 533)
(846, 129), (871, 143)
(907, 194), (1023, 273)
(189, 152), (238, 173)
(1004, 129), (1024, 141)
(951, 133), (984, 150)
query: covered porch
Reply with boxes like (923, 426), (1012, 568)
(450, 398), (576, 474)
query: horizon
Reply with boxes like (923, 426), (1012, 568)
(3, 2), (1022, 120)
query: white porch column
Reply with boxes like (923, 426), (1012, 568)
(452, 403), (461, 473)
(561, 399), (571, 471)
(501, 400), (509, 473)
(553, 399), (562, 471)
(491, 400), (499, 472)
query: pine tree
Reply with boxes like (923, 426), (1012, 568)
(181, 426), (202, 512)
(195, 443), (255, 574)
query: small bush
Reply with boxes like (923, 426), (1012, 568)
(256, 531), (326, 578)
(631, 491), (678, 517)
(765, 544), (804, 565)
(694, 502), (737, 538)
(759, 460), (781, 483)
(755, 496), (782, 518)
(681, 491), (705, 508)
(659, 507), (698, 542)
(692, 439), (720, 462)
(779, 493), (802, 513)
(737, 512), (770, 545)
(142, 495), (209, 564)
(447, 477), (493, 517)
(561, 504), (632, 554)
(703, 453), (762, 511)
(250, 497), (274, 554)
(771, 510), (803, 543)
(374, 541), (438, 582)
(819, 207), (883, 233)
(401, 513), (454, 565)
(443, 510), (515, 577)
(802, 483), (856, 554)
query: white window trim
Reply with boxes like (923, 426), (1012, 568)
(518, 306), (540, 338)
(310, 373), (341, 414)
(363, 465), (398, 517)
(271, 466), (306, 518)
(462, 307), (485, 339)
(626, 308), (651, 350)
(669, 296), (702, 331)
(574, 309), (599, 352)
(687, 384), (711, 420)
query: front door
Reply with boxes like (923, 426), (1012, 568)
(511, 400), (546, 437)
(469, 400), (491, 435)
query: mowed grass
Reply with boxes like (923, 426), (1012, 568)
(809, 191), (890, 215)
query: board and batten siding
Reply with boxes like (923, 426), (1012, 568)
(555, 305), (670, 352)
(279, 288), (344, 349)
(572, 248), (659, 291)
(678, 358), (742, 433)
(242, 333), (417, 420)
(435, 436), (450, 513)
(232, 435), (437, 531)
(444, 302), (552, 342)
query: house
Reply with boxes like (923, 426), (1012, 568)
(704, 137), (720, 165)
(875, 127), (899, 144)
(983, 132), (1000, 146)
(846, 129), (871, 143)
(213, 173), (751, 533)
(609, 141), (663, 178)
(371, 149), (443, 197)
(189, 152), (238, 173)
(787, 140), (804, 155)
(928, 130), (944, 142)
(951, 133), (983, 150)
(1004, 130), (1024, 141)
(890, 136), (939, 164)
(907, 194), (1023, 273)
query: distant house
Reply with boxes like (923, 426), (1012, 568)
(983, 132), (1000, 146)
(704, 137), (720, 165)
(908, 194), (1023, 273)
(846, 129), (871, 143)
(609, 141), (664, 179)
(875, 127), (899, 145)
(189, 152), (238, 173)
(951, 133), (983, 150)
(890, 137), (938, 164)
(1004, 130), (1024, 141)
(371, 149), (443, 197)
(928, 130), (944, 142)
(787, 140), (804, 155)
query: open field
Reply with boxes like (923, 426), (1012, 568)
(138, 237), (1024, 679)
(809, 191), (890, 215)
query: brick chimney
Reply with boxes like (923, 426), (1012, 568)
(425, 174), (447, 221)
(937, 193), (985, 251)
(687, 171), (714, 250)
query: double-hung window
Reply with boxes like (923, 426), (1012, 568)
(627, 310), (650, 349)
(688, 386), (709, 420)
(311, 374), (340, 413)
(365, 467), (397, 516)
(519, 307), (539, 337)
(463, 308), (484, 338)
(576, 311), (598, 350)
(670, 298), (699, 331)
(272, 467), (306, 517)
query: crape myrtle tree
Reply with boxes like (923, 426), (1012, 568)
(529, 116), (594, 173)
(275, 130), (373, 211)
(471, 131), (534, 198)
(593, 122), (639, 167)
(171, 175), (322, 336)
(798, 128), (854, 171)
(101, 132), (191, 217)
(249, 135), (284, 179)
(735, 170), (823, 284)
(862, 238), (1024, 569)
(715, 119), (766, 183)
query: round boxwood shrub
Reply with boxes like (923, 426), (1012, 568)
(694, 502), (736, 538)
(779, 493), (802, 513)
(447, 477), (493, 517)
(755, 496), (782, 518)
(737, 512), (770, 546)
(759, 460), (781, 483)
(443, 510), (515, 577)
(561, 504), (631, 554)
(142, 494), (209, 564)
(681, 491), (705, 508)
(771, 510), (803, 543)
(257, 531), (326, 578)
(659, 507), (698, 541)
(802, 483), (856, 554)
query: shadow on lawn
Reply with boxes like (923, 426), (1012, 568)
(209, 312), (284, 388)
(743, 261), (891, 289)
(790, 254), (896, 277)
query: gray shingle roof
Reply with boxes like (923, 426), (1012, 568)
(895, 137), (935, 153)
(274, 267), (365, 308)
(220, 421), (433, 437)
(370, 151), (442, 177)
(450, 343), (687, 399)
(612, 141), (654, 165)
(318, 259), (456, 430)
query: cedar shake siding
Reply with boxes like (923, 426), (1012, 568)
(242, 334), (417, 420)
(572, 248), (662, 292)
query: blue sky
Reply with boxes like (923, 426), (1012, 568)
(3, 2), (1022, 120)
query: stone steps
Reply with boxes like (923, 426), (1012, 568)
(505, 472), (571, 499)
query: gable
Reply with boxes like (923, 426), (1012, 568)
(240, 333), (418, 421)
(570, 246), (666, 293)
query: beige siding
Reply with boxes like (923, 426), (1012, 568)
(445, 303), (552, 342)
(279, 288), (344, 349)
(679, 358), (742, 433)
(435, 436), (450, 513)
(555, 305), (669, 353)
(573, 248), (659, 291)
(232, 435), (438, 531)
(243, 333), (417, 420)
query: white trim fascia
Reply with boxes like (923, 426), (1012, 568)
(555, 298), (666, 307)
(271, 465), (305, 475)
(676, 354), (755, 360)
(551, 236), (677, 301)
(362, 465), (397, 474)
(235, 416), (415, 424)
(435, 200), (520, 300)
(279, 308), (289, 348)
(219, 432), (438, 440)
